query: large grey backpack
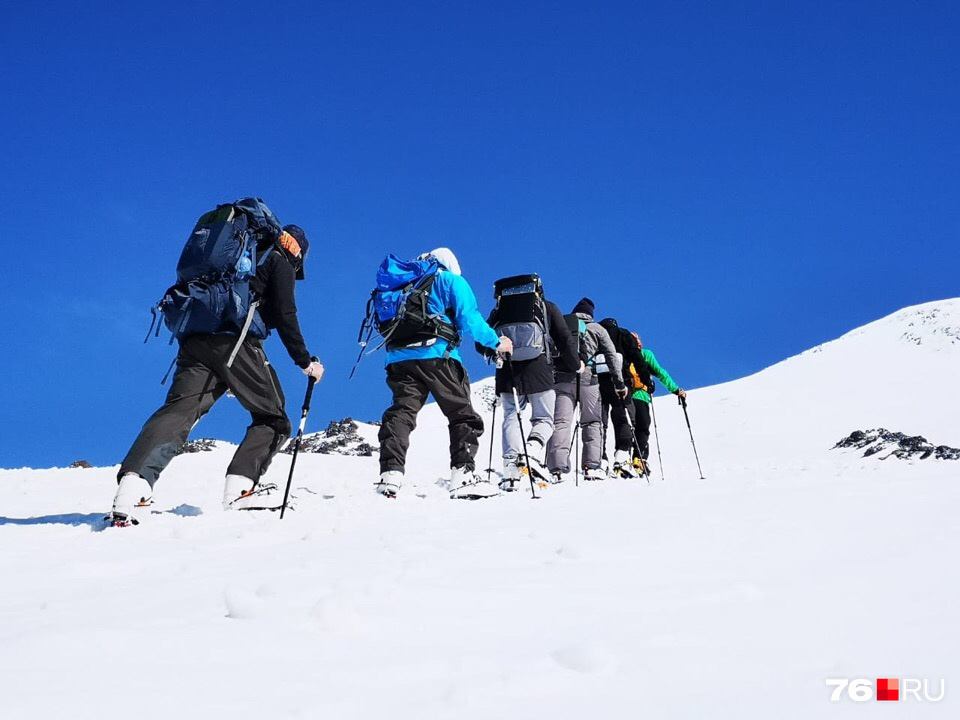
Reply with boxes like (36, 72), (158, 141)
(490, 274), (550, 362)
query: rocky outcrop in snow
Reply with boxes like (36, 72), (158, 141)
(833, 429), (960, 461)
(898, 306), (960, 347)
(179, 438), (218, 454)
(284, 418), (377, 457)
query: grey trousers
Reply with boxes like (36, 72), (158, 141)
(547, 378), (603, 473)
(119, 336), (291, 487)
(500, 389), (555, 463)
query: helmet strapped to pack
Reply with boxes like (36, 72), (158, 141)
(490, 274), (551, 363)
(145, 197), (283, 379)
(350, 254), (461, 378)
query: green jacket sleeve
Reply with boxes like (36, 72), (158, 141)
(643, 348), (679, 394)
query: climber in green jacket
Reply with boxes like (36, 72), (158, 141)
(626, 332), (686, 463)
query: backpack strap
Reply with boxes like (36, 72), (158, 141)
(226, 300), (259, 368)
(144, 304), (162, 343)
(160, 355), (177, 385)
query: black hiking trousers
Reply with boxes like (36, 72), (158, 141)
(632, 398), (652, 460)
(378, 358), (484, 474)
(119, 335), (291, 487)
(598, 374), (636, 457)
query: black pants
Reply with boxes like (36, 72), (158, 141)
(632, 398), (652, 460)
(598, 374), (635, 457)
(119, 335), (291, 486)
(379, 358), (484, 473)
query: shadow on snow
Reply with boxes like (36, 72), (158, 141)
(0, 513), (107, 529)
(0, 505), (203, 530)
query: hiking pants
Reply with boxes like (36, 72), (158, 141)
(547, 377), (603, 473)
(632, 398), (652, 460)
(500, 389), (555, 464)
(599, 374), (635, 458)
(119, 336), (291, 487)
(379, 359), (484, 473)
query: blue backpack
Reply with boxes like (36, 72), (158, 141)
(147, 198), (282, 361)
(350, 254), (460, 377)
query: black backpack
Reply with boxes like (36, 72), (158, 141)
(562, 313), (589, 367)
(489, 274), (551, 362)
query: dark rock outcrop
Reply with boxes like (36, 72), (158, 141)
(834, 429), (960, 461)
(178, 438), (218, 454)
(282, 418), (377, 457)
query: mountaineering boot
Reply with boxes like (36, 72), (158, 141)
(613, 450), (639, 478)
(223, 474), (282, 511)
(499, 462), (522, 492)
(110, 473), (154, 526)
(522, 437), (550, 481)
(375, 470), (403, 499)
(584, 467), (606, 481)
(549, 471), (564, 484)
(450, 466), (498, 500)
(634, 456), (649, 477)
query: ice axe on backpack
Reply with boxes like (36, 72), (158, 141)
(280, 358), (319, 519)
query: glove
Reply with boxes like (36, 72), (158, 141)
(615, 385), (628, 399)
(577, 360), (586, 374)
(303, 360), (324, 382)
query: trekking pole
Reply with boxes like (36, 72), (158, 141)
(485, 394), (498, 483)
(649, 395), (665, 482)
(679, 394), (705, 480)
(506, 356), (539, 500)
(619, 395), (650, 484)
(573, 373), (581, 487)
(280, 364), (318, 519)
(600, 401), (608, 469)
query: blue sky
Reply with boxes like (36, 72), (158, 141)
(1, 0), (958, 468)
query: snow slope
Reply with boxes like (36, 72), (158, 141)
(1, 300), (957, 719)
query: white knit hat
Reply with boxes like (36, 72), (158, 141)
(418, 247), (461, 276)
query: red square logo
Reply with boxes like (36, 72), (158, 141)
(877, 678), (899, 701)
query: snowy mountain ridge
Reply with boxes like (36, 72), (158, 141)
(0, 299), (957, 719)
(807, 297), (960, 352)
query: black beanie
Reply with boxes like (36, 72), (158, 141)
(282, 224), (309, 279)
(572, 297), (595, 317)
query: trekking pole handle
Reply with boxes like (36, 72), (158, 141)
(299, 357), (320, 423)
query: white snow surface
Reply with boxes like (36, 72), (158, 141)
(1, 299), (958, 718)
